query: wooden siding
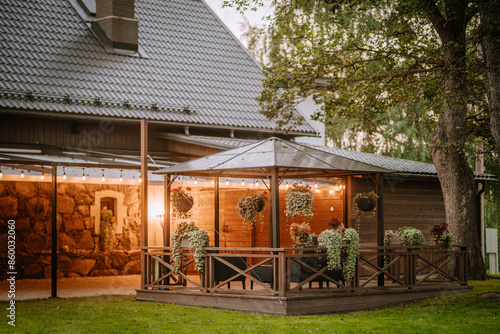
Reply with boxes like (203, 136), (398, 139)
(352, 177), (445, 245)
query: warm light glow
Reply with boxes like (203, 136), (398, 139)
(139, 176), (142, 183)
(211, 179), (215, 185)
(226, 179), (229, 186)
(119, 170), (123, 182)
(286, 182), (289, 189)
(241, 179), (245, 186)
(255, 180), (259, 186)
(194, 178), (198, 185)
(21, 170), (25, 178)
(63, 171), (67, 180)
(0, 170), (3, 177)
(82, 174), (86, 181)
(41, 173), (44, 180)
(314, 181), (318, 188)
(329, 189), (334, 194)
(333, 185), (340, 192)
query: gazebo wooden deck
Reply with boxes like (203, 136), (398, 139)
(136, 244), (469, 315)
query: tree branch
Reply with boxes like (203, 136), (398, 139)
(418, 0), (449, 40)
(344, 45), (443, 65)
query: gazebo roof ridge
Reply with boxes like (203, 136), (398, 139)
(156, 137), (392, 178)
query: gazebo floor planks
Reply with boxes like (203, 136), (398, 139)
(135, 284), (471, 315)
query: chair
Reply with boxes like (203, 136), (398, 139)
(250, 262), (273, 289)
(290, 248), (345, 289)
(213, 256), (247, 289)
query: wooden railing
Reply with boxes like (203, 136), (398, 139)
(140, 245), (468, 297)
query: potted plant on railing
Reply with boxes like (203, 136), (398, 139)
(355, 191), (379, 212)
(236, 190), (268, 232)
(171, 222), (209, 274)
(171, 187), (194, 220)
(398, 226), (426, 246)
(290, 222), (315, 246)
(430, 222), (454, 259)
(318, 225), (359, 282)
(285, 183), (314, 221)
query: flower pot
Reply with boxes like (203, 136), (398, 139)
(256, 198), (265, 213)
(356, 197), (376, 212)
(174, 198), (193, 212)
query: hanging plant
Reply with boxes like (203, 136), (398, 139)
(398, 226), (426, 246)
(171, 187), (194, 220)
(171, 222), (208, 273)
(236, 189), (268, 232)
(355, 191), (379, 212)
(318, 227), (359, 281)
(290, 222), (314, 245)
(285, 183), (314, 219)
(352, 192), (378, 228)
(100, 206), (116, 252)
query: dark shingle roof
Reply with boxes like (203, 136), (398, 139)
(0, 0), (315, 134)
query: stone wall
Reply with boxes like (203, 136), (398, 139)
(0, 181), (142, 280)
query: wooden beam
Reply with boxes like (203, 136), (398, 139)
(271, 167), (280, 248)
(51, 163), (58, 298)
(376, 173), (384, 286)
(140, 119), (148, 290)
(214, 177), (220, 247)
(164, 174), (171, 246)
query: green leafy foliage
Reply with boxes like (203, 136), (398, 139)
(398, 226), (426, 246)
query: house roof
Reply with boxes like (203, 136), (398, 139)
(157, 135), (498, 181)
(0, 0), (316, 134)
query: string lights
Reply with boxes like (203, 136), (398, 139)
(0, 169), (3, 177)
(21, 170), (25, 178)
(41, 172), (44, 180)
(119, 170), (123, 182)
(63, 168), (67, 180)
(286, 182), (289, 189)
(82, 168), (86, 181)
(101, 169), (105, 182)
(241, 179), (245, 186)
(194, 178), (198, 185)
(226, 179), (229, 186)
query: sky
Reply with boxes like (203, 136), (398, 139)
(204, 0), (271, 46)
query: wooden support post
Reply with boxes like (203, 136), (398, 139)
(140, 119), (148, 290)
(164, 174), (171, 247)
(214, 177), (220, 247)
(278, 250), (286, 297)
(376, 173), (384, 287)
(51, 163), (58, 298)
(344, 176), (351, 228)
(271, 167), (280, 248)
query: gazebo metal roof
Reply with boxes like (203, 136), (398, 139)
(156, 137), (391, 178)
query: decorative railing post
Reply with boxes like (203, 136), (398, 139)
(278, 249), (286, 297)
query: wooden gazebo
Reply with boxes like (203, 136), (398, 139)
(136, 137), (470, 315)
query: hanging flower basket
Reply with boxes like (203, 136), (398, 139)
(285, 183), (314, 218)
(171, 222), (209, 274)
(236, 190), (268, 231)
(171, 187), (194, 219)
(355, 191), (379, 212)
(318, 227), (359, 282)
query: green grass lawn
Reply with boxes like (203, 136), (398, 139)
(2, 280), (499, 334)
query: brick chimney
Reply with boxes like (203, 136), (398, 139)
(95, 0), (138, 52)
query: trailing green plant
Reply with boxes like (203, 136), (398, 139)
(398, 227), (426, 246)
(318, 227), (359, 281)
(285, 183), (314, 219)
(430, 222), (454, 262)
(236, 189), (268, 232)
(100, 206), (116, 252)
(188, 229), (209, 273)
(171, 187), (194, 220)
(171, 222), (209, 273)
(383, 230), (397, 266)
(351, 192), (377, 227)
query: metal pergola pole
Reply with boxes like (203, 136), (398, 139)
(51, 162), (58, 298)
(140, 119), (148, 290)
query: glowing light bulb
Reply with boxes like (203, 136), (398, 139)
(119, 171), (123, 182)
(41, 173), (44, 180)
(102, 174), (105, 182)
(226, 179), (229, 186)
(194, 178), (198, 185)
(211, 179), (214, 185)
(0, 170), (3, 177)
(256, 180), (259, 186)
(21, 170), (25, 178)
(314, 181), (318, 189)
(63, 171), (67, 180)
(329, 189), (334, 194)
(82, 174), (86, 181)
(241, 179), (245, 186)
(138, 176), (142, 183)
(286, 182), (289, 189)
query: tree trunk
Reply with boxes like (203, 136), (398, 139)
(427, 1), (487, 280)
(479, 3), (500, 165)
